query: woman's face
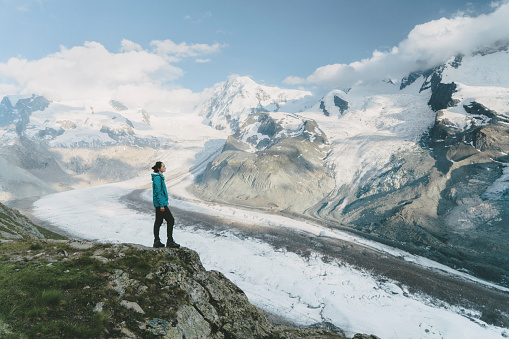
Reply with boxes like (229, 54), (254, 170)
(159, 163), (166, 173)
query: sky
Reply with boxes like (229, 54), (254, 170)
(0, 0), (508, 110)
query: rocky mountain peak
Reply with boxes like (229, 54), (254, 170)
(0, 95), (50, 136)
(109, 99), (128, 111)
(197, 76), (313, 133)
(193, 109), (335, 214)
(1, 96), (13, 109)
(229, 112), (328, 153)
(317, 90), (349, 117)
(225, 75), (258, 89)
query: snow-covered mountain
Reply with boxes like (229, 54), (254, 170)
(194, 47), (509, 288)
(1, 45), (508, 289)
(0, 95), (226, 202)
(1, 46), (509, 339)
(0, 96), (164, 148)
(197, 76), (314, 132)
(192, 111), (335, 213)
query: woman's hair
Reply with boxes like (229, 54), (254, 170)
(152, 161), (163, 173)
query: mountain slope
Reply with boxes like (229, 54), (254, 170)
(192, 111), (335, 213)
(0, 239), (360, 338)
(313, 50), (509, 285)
(193, 48), (509, 287)
(0, 95), (224, 203)
(197, 76), (314, 132)
(0, 202), (64, 240)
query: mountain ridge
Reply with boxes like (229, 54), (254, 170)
(1, 47), (508, 288)
(194, 48), (509, 287)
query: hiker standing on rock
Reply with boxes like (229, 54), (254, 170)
(151, 161), (180, 249)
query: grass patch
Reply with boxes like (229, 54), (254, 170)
(0, 241), (111, 338)
(0, 240), (281, 339)
(35, 225), (67, 240)
(41, 289), (64, 307)
(29, 242), (44, 250)
(0, 240), (189, 338)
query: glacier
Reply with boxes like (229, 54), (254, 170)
(1, 44), (509, 339)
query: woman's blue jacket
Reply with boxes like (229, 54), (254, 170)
(152, 173), (169, 208)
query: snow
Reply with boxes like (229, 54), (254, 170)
(483, 163), (509, 200)
(435, 52), (509, 131)
(302, 85), (436, 211)
(33, 177), (509, 338)
(9, 55), (509, 338)
(235, 112), (318, 152)
(198, 76), (313, 133)
(441, 51), (509, 88)
(32, 139), (509, 339)
(16, 98), (227, 150)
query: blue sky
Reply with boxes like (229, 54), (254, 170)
(0, 0), (507, 112)
(0, 0), (499, 91)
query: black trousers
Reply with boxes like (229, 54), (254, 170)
(153, 206), (175, 242)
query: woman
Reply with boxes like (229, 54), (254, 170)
(151, 161), (180, 248)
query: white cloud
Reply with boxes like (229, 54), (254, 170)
(120, 39), (143, 52)
(0, 83), (18, 94)
(195, 58), (211, 63)
(115, 84), (206, 113)
(284, 2), (509, 89)
(150, 39), (226, 62)
(0, 39), (225, 111)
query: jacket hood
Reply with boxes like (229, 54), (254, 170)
(151, 173), (164, 181)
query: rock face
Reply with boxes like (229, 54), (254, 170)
(0, 95), (50, 136)
(0, 202), (49, 240)
(192, 112), (335, 214)
(194, 49), (509, 287)
(315, 58), (509, 286)
(318, 90), (349, 117)
(0, 239), (353, 338)
(135, 246), (274, 338)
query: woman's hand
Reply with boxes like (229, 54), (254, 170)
(160, 207), (165, 212)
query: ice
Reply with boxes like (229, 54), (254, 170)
(15, 50), (509, 338)
(33, 158), (509, 339)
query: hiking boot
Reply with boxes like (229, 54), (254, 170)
(167, 240), (180, 248)
(153, 240), (165, 248)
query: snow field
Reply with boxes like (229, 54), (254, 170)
(33, 172), (509, 339)
(26, 50), (509, 338)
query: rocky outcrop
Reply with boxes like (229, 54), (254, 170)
(317, 90), (349, 117)
(319, 98), (509, 286)
(426, 73), (459, 112)
(320, 95), (349, 117)
(0, 202), (59, 240)
(400, 69), (434, 90)
(0, 95), (50, 135)
(0, 239), (362, 338)
(192, 112), (335, 214)
(110, 99), (128, 111)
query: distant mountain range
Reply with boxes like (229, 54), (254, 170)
(1, 45), (508, 287)
(194, 47), (509, 287)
